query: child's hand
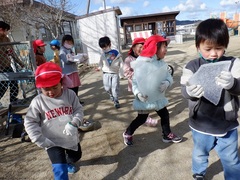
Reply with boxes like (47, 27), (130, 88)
(137, 93), (148, 102)
(186, 82), (204, 98)
(159, 81), (170, 93)
(215, 71), (234, 90)
(63, 122), (78, 136)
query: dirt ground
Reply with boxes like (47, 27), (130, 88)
(1, 36), (240, 180)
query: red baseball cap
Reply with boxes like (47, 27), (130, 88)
(140, 35), (170, 57)
(33, 39), (46, 53)
(35, 62), (62, 88)
(128, 37), (145, 55)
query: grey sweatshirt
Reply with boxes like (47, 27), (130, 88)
(24, 89), (84, 150)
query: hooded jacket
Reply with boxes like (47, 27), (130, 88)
(181, 56), (240, 136)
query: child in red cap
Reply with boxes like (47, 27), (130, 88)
(123, 37), (145, 92)
(123, 35), (182, 146)
(123, 37), (157, 126)
(33, 39), (47, 66)
(24, 62), (84, 179)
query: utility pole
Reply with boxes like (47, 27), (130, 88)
(86, 0), (106, 15)
(103, 0), (106, 10)
(87, 0), (90, 15)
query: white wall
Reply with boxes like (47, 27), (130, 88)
(77, 10), (120, 64)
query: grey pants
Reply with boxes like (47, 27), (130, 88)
(103, 72), (120, 101)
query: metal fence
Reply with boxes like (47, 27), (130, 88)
(0, 41), (37, 134)
(0, 41), (37, 107)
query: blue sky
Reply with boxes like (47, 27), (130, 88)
(71, 0), (240, 20)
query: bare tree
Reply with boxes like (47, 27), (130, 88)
(0, 0), (26, 28)
(0, 0), (75, 39)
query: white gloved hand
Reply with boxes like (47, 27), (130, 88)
(137, 93), (148, 102)
(159, 81), (170, 93)
(215, 71), (234, 90)
(186, 82), (204, 98)
(63, 122), (78, 136)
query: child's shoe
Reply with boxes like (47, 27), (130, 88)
(123, 132), (133, 146)
(79, 119), (95, 132)
(110, 95), (114, 101)
(162, 132), (182, 143)
(114, 100), (120, 109)
(193, 174), (205, 180)
(67, 163), (78, 174)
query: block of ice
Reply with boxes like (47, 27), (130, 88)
(42, 116), (78, 151)
(189, 61), (231, 105)
(133, 61), (167, 103)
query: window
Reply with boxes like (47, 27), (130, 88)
(61, 21), (72, 35)
(125, 25), (133, 44)
(135, 24), (142, 31)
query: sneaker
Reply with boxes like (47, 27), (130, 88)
(67, 163), (77, 174)
(162, 132), (182, 143)
(79, 120), (95, 132)
(114, 100), (120, 109)
(123, 132), (133, 146)
(110, 95), (114, 101)
(193, 174), (205, 180)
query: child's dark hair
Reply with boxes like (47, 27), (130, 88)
(0, 21), (10, 31)
(61, 34), (74, 46)
(157, 41), (168, 50)
(98, 36), (111, 48)
(195, 18), (229, 48)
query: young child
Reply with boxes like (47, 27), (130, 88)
(180, 18), (240, 180)
(123, 37), (157, 126)
(50, 39), (61, 66)
(0, 21), (24, 103)
(59, 34), (84, 105)
(123, 35), (182, 146)
(123, 37), (145, 92)
(33, 39), (47, 66)
(24, 62), (84, 179)
(98, 36), (123, 109)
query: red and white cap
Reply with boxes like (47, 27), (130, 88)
(35, 62), (62, 88)
(128, 37), (145, 55)
(140, 35), (170, 57)
(33, 39), (46, 53)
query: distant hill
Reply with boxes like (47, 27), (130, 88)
(176, 20), (201, 25)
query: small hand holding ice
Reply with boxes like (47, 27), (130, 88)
(63, 122), (78, 136)
(215, 71), (234, 90)
(159, 81), (170, 93)
(137, 93), (148, 102)
(186, 82), (204, 98)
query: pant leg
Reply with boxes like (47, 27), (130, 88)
(102, 73), (112, 96)
(191, 129), (216, 176)
(214, 129), (240, 180)
(66, 143), (82, 163)
(47, 146), (68, 180)
(156, 107), (171, 135)
(52, 164), (68, 180)
(126, 113), (149, 135)
(111, 74), (119, 101)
